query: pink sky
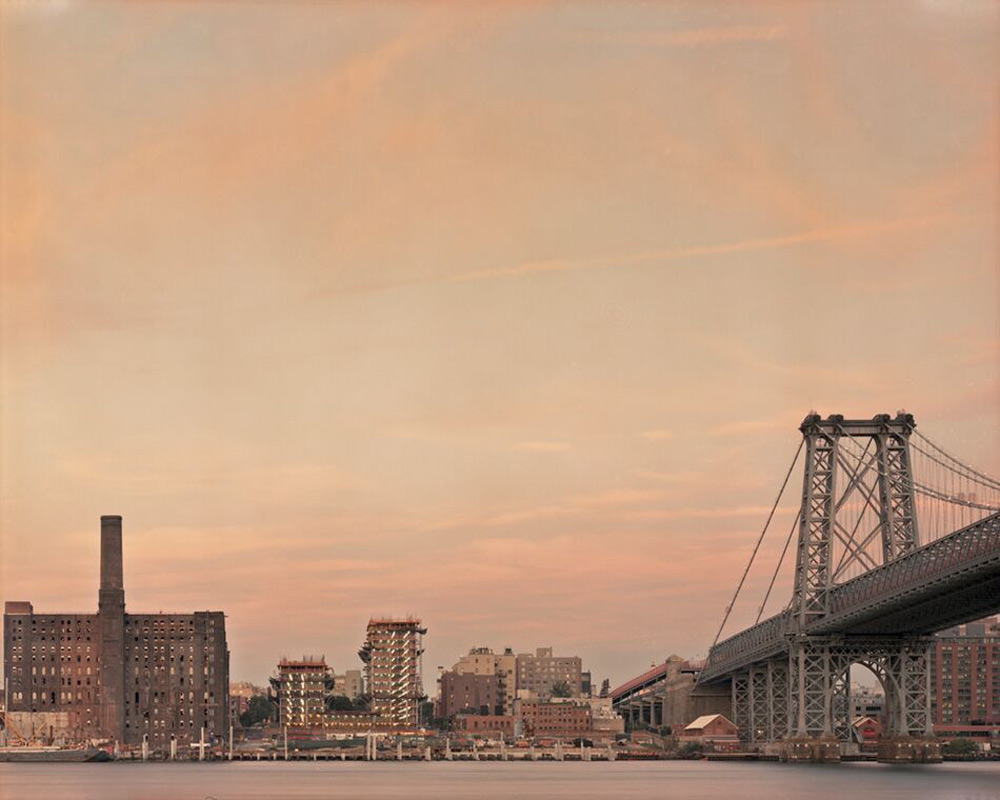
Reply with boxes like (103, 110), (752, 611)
(1, 1), (998, 688)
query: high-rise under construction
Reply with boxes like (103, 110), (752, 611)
(358, 617), (426, 729)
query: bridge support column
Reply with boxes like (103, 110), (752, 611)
(732, 673), (750, 746)
(734, 667), (771, 748)
(876, 639), (940, 763)
(766, 659), (789, 743)
(750, 666), (768, 745)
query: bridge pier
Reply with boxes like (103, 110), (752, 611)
(876, 738), (941, 764)
(777, 737), (841, 763)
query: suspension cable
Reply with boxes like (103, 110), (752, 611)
(912, 431), (1000, 490)
(913, 481), (1000, 512)
(710, 438), (804, 651)
(756, 508), (800, 624)
(910, 441), (1000, 493)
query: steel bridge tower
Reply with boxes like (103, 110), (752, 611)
(730, 413), (938, 762)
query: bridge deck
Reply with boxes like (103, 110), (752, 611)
(700, 512), (1000, 683)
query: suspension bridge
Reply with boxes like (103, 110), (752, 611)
(694, 412), (1000, 762)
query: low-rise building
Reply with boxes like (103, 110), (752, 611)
(516, 697), (591, 739)
(516, 648), (582, 699)
(678, 714), (739, 750)
(453, 714), (517, 737)
(850, 686), (886, 722)
(332, 670), (363, 701)
(587, 697), (625, 737)
(451, 647), (518, 715)
(439, 672), (501, 719)
(852, 716), (881, 742)
(441, 644), (587, 719)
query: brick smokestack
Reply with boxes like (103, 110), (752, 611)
(100, 515), (124, 594)
(98, 515), (126, 743)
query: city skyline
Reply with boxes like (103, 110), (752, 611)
(2, 1), (999, 691)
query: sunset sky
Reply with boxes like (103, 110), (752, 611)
(2, 1), (998, 689)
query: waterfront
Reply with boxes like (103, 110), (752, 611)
(2, 761), (999, 800)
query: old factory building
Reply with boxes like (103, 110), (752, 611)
(3, 516), (229, 748)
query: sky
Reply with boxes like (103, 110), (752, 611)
(1, 1), (998, 690)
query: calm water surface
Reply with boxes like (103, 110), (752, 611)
(1, 761), (999, 800)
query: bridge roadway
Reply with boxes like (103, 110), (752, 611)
(698, 511), (1000, 684)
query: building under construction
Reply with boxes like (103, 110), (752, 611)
(270, 656), (334, 730)
(358, 618), (426, 729)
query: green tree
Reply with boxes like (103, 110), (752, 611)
(677, 741), (704, 759)
(353, 693), (372, 712)
(942, 738), (979, 758)
(239, 695), (274, 728)
(550, 680), (572, 698)
(328, 695), (356, 712)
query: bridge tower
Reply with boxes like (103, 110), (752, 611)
(730, 414), (940, 762)
(784, 415), (931, 755)
(700, 410), (1000, 762)
(793, 413), (920, 627)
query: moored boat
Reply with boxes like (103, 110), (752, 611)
(0, 746), (113, 763)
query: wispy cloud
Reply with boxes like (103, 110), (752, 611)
(570, 488), (663, 507)
(569, 24), (789, 49)
(413, 506), (580, 532)
(626, 505), (798, 521)
(449, 214), (955, 284)
(641, 429), (674, 441)
(513, 441), (573, 452)
(709, 417), (791, 437)
(633, 469), (701, 484)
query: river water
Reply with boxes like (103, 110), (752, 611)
(1, 761), (999, 799)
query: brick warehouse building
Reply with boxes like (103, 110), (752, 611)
(3, 516), (229, 749)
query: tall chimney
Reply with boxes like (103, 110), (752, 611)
(100, 515), (124, 594)
(98, 515), (126, 743)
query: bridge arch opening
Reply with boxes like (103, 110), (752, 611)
(844, 663), (887, 744)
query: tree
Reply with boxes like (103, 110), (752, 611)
(677, 741), (704, 759)
(550, 680), (572, 698)
(419, 699), (436, 728)
(239, 695), (274, 728)
(943, 738), (979, 758)
(353, 693), (371, 712)
(328, 695), (356, 712)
